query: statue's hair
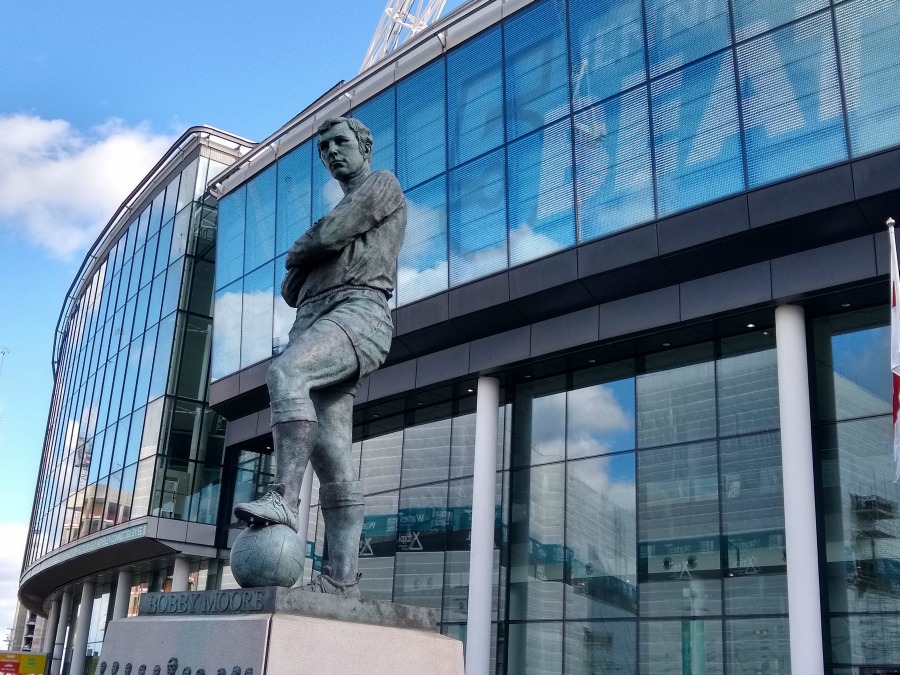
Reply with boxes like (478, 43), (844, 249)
(317, 117), (373, 158)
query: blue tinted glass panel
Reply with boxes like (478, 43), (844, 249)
(449, 149), (507, 285)
(135, 207), (150, 250)
(128, 242), (144, 298)
(133, 323), (157, 409)
(106, 347), (127, 424)
(115, 259), (132, 310)
(837, 0), (900, 157)
(244, 166), (277, 273)
(149, 191), (165, 236)
(577, 88), (654, 241)
(569, 0), (646, 110)
(276, 142), (313, 257)
(155, 220), (172, 278)
(212, 280), (242, 381)
(504, 0), (570, 140)
(146, 272), (166, 330)
(739, 13), (847, 187)
(177, 159), (199, 213)
(240, 262), (274, 369)
(398, 176), (448, 305)
(448, 26), (504, 167)
(353, 89), (396, 174)
(87, 430), (105, 485)
(148, 313), (176, 401)
(139, 233), (158, 290)
(119, 337), (143, 417)
(162, 177), (180, 226)
(507, 119), (574, 265)
(645, 0), (731, 77)
(652, 52), (744, 215)
(160, 259), (184, 320)
(169, 207), (192, 264)
(312, 146), (342, 222)
(216, 187), (245, 290)
(733, 0), (828, 41)
(397, 60), (447, 189)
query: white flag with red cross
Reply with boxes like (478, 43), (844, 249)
(888, 217), (900, 481)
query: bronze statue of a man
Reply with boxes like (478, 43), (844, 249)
(233, 117), (406, 598)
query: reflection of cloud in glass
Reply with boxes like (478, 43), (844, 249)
(397, 261), (448, 305)
(530, 383), (634, 460)
(509, 223), (566, 267)
(212, 290), (274, 379)
(398, 194), (448, 304)
(575, 454), (636, 513)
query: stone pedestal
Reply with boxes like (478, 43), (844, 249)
(98, 588), (463, 675)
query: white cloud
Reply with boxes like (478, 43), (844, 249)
(0, 523), (28, 640)
(0, 115), (173, 258)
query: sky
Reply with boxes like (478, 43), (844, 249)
(0, 0), (465, 640)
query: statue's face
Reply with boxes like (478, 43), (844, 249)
(318, 122), (368, 182)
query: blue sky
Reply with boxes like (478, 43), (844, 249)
(0, 0), (464, 637)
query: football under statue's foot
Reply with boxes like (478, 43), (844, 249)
(302, 566), (362, 599)
(233, 488), (299, 531)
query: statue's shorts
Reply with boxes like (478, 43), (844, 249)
(268, 286), (393, 425)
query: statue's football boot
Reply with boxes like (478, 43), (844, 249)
(233, 484), (299, 531)
(302, 565), (362, 599)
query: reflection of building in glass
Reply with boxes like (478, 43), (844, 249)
(14, 0), (900, 672)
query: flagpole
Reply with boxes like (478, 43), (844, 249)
(888, 217), (900, 481)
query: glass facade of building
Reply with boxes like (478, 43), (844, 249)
(24, 138), (242, 568)
(217, 329), (804, 672)
(813, 308), (900, 672)
(212, 0), (900, 382)
(16, 0), (900, 672)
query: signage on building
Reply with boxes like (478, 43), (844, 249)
(0, 652), (48, 675)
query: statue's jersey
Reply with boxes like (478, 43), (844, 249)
(283, 170), (406, 307)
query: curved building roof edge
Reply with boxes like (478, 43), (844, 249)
(51, 125), (255, 373)
(210, 0), (526, 200)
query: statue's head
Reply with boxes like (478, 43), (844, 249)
(317, 117), (372, 183)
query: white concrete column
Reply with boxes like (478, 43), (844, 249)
(171, 555), (190, 592)
(112, 569), (133, 620)
(50, 589), (73, 675)
(41, 597), (61, 654)
(296, 461), (314, 572)
(68, 580), (96, 675)
(465, 376), (500, 675)
(775, 304), (824, 674)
